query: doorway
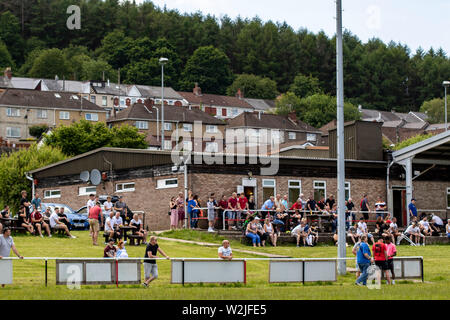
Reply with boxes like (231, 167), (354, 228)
(393, 189), (406, 227)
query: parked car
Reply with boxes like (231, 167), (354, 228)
(41, 203), (89, 230)
(76, 205), (109, 222)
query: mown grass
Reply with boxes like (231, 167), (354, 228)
(1, 230), (449, 300)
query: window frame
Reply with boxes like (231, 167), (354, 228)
(307, 133), (317, 142)
(313, 180), (327, 202)
(135, 121), (149, 130)
(102, 96), (108, 106)
(164, 122), (172, 131)
(59, 111), (70, 120)
(6, 107), (20, 117)
(288, 132), (297, 140)
(37, 109), (48, 119)
(78, 186), (97, 196)
(183, 123), (193, 132)
(44, 189), (61, 199)
(156, 178), (178, 190)
(288, 180), (302, 205)
(115, 182), (136, 193)
(262, 179), (276, 201)
(6, 127), (21, 138)
(85, 113), (99, 122)
(345, 181), (351, 200)
(205, 141), (219, 153)
(447, 188), (450, 210)
(163, 140), (172, 150)
(206, 125), (218, 134)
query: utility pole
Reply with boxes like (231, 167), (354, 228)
(336, 0), (347, 276)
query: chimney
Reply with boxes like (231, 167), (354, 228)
(107, 79), (110, 87)
(288, 112), (298, 123)
(236, 88), (243, 99)
(193, 82), (202, 96)
(4, 67), (12, 79)
(358, 105), (362, 112)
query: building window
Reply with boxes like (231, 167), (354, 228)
(222, 108), (227, 117)
(262, 179), (276, 202)
(37, 109), (48, 119)
(116, 182), (135, 193)
(6, 127), (20, 138)
(447, 188), (450, 209)
(44, 190), (61, 199)
(164, 140), (172, 150)
(206, 125), (218, 133)
(183, 123), (192, 132)
(59, 111), (70, 120)
(85, 113), (99, 121)
(288, 132), (296, 140)
(183, 140), (192, 151)
(102, 96), (107, 106)
(164, 123), (172, 131)
(79, 186), (97, 196)
(231, 108), (239, 117)
(271, 130), (282, 146)
(205, 142), (218, 153)
(135, 121), (148, 130)
(345, 182), (351, 200)
(313, 181), (326, 202)
(120, 98), (125, 106)
(157, 178), (178, 189)
(288, 180), (302, 205)
(90, 96), (96, 104)
(307, 133), (317, 142)
(6, 108), (20, 117)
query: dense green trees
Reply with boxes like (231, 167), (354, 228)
(226, 74), (278, 100)
(0, 0), (449, 113)
(420, 98), (447, 124)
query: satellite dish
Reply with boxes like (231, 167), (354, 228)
(90, 169), (102, 186)
(80, 171), (90, 182)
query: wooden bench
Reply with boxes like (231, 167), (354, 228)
(127, 234), (143, 246)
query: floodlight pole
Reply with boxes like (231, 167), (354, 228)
(444, 83), (448, 131)
(160, 57), (168, 150)
(336, 0), (347, 276)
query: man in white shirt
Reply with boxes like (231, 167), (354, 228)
(431, 214), (444, 233)
(218, 240), (233, 260)
(104, 211), (118, 243)
(0, 228), (23, 287)
(419, 216), (432, 236)
(291, 223), (306, 247)
(374, 196), (387, 219)
(49, 211), (76, 238)
(104, 196), (113, 216)
(87, 194), (96, 212)
(357, 218), (375, 244)
(389, 217), (400, 243)
(111, 212), (124, 240)
(405, 222), (425, 246)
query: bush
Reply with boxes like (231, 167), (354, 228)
(29, 124), (49, 138)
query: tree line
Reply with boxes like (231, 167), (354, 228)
(0, 0), (449, 114)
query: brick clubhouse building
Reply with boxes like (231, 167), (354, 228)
(29, 122), (450, 231)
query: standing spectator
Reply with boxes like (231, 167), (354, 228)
(325, 195), (335, 212)
(260, 196), (275, 219)
(227, 193), (238, 230)
(30, 210), (51, 238)
(405, 222), (425, 246)
(345, 198), (356, 224)
(263, 217), (277, 247)
(385, 236), (397, 285)
(116, 240), (129, 258)
(31, 192), (42, 211)
(188, 195), (200, 229)
(248, 195), (256, 212)
(104, 211), (117, 243)
(88, 202), (103, 246)
(114, 196), (128, 221)
(103, 196), (114, 218)
(176, 192), (185, 229)
(357, 217), (375, 245)
(306, 195), (317, 213)
(142, 236), (170, 287)
(430, 214), (444, 234)
(218, 240), (233, 260)
(419, 216), (432, 236)
(218, 195), (228, 230)
(49, 210), (76, 238)
(207, 194), (217, 232)
(0, 205), (10, 234)
(17, 205), (34, 234)
(169, 197), (178, 230)
(360, 194), (371, 221)
(374, 196), (387, 219)
(245, 217), (261, 247)
(87, 194), (96, 215)
(351, 236), (362, 280)
(355, 235), (373, 286)
(0, 227), (23, 287)
(103, 238), (117, 258)
(299, 193), (307, 211)
(237, 193), (248, 229)
(372, 237), (391, 285)
(408, 198), (418, 220)
(20, 190), (31, 220)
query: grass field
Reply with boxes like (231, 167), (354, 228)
(1, 230), (449, 300)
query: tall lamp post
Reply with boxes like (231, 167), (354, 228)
(159, 57), (169, 150)
(443, 81), (450, 131)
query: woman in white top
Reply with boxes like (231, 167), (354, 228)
(263, 217), (277, 247)
(116, 240), (129, 258)
(130, 213), (148, 244)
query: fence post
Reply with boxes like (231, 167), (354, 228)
(45, 259), (48, 287)
(182, 259), (185, 286)
(302, 260), (305, 285)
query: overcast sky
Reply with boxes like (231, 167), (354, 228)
(137, 0), (450, 55)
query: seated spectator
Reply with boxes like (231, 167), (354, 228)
(57, 208), (71, 229)
(317, 197), (326, 212)
(290, 210), (302, 229)
(309, 224), (319, 246)
(116, 240), (129, 258)
(347, 225), (360, 245)
(17, 205), (34, 234)
(325, 195), (335, 213)
(446, 220), (450, 239)
(49, 210), (76, 238)
(130, 213), (148, 244)
(30, 210), (51, 238)
(218, 240), (232, 260)
(112, 212), (124, 240)
(263, 217), (277, 247)
(430, 214), (444, 234)
(272, 208), (286, 235)
(388, 217), (401, 243)
(103, 238), (117, 258)
(1, 205), (10, 218)
(345, 198), (356, 227)
(245, 217), (261, 247)
(419, 216), (432, 236)
(405, 222), (425, 246)
(291, 219), (309, 247)
(306, 195), (317, 213)
(356, 217), (375, 245)
(384, 213), (392, 225)
(375, 216), (390, 238)
(0, 205), (11, 234)
(104, 211), (119, 243)
(256, 221), (268, 247)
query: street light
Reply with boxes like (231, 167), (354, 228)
(443, 81), (450, 132)
(160, 57), (169, 150)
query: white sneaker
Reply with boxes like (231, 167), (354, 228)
(70, 235), (77, 239)
(40, 235), (44, 238)
(392, 280), (395, 285)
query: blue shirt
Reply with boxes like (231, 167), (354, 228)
(408, 203), (417, 216)
(187, 200), (196, 214)
(261, 199), (274, 211)
(31, 198), (41, 210)
(357, 242), (371, 264)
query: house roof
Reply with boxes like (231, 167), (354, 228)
(108, 103), (225, 125)
(178, 92), (255, 109)
(91, 82), (132, 96)
(9, 77), (38, 89)
(0, 76), (13, 88)
(243, 98), (276, 111)
(135, 85), (184, 100)
(319, 120), (337, 136)
(227, 112), (320, 133)
(0, 88), (106, 112)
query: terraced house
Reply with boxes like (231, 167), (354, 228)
(0, 88), (107, 143)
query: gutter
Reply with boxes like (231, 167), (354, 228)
(25, 172), (35, 200)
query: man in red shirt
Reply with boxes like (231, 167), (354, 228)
(227, 193), (238, 230)
(89, 202), (104, 246)
(372, 237), (391, 285)
(30, 210), (51, 238)
(238, 193), (248, 229)
(218, 195), (228, 230)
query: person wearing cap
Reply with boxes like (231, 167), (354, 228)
(218, 240), (233, 260)
(30, 209), (51, 238)
(0, 227), (23, 287)
(245, 217), (261, 247)
(408, 198), (418, 219)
